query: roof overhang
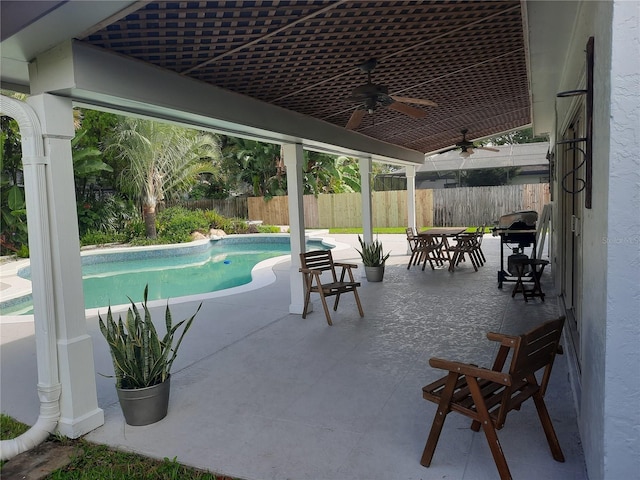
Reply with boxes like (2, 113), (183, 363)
(28, 40), (424, 165)
(398, 142), (550, 173)
(523, 1), (582, 139)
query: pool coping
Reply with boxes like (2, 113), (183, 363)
(0, 231), (348, 323)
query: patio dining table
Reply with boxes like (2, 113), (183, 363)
(417, 228), (466, 269)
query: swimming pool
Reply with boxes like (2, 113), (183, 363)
(0, 235), (332, 316)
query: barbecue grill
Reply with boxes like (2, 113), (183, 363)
(492, 210), (538, 288)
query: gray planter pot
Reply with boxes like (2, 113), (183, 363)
(116, 376), (171, 426)
(364, 265), (385, 282)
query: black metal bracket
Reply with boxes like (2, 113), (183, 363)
(555, 37), (594, 208)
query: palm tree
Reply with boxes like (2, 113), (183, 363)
(108, 118), (221, 238)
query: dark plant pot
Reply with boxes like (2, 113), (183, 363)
(364, 265), (385, 282)
(116, 376), (170, 426)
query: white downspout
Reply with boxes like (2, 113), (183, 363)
(0, 95), (61, 461)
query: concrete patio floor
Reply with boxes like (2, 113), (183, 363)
(1, 234), (587, 480)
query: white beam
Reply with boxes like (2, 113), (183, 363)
(28, 40), (424, 165)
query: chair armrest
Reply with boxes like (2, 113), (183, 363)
(299, 267), (322, 275)
(429, 357), (512, 386)
(334, 262), (358, 269)
(486, 331), (518, 347)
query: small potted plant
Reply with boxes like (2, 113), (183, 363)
(356, 235), (390, 282)
(98, 284), (201, 426)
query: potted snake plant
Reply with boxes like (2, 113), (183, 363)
(356, 235), (390, 282)
(98, 284), (201, 426)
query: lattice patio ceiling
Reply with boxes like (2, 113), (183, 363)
(79, 0), (530, 155)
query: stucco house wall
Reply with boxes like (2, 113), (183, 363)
(552, 1), (640, 479)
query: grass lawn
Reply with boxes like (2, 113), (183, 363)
(0, 414), (238, 479)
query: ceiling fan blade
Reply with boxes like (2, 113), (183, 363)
(390, 95), (438, 107)
(346, 109), (366, 130)
(388, 101), (427, 119)
(478, 146), (500, 152)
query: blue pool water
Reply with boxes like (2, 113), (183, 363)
(1, 236), (329, 315)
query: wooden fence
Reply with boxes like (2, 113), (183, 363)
(432, 184), (550, 227)
(247, 183), (549, 228)
(170, 184), (549, 228)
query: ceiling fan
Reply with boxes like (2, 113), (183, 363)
(345, 58), (437, 130)
(455, 128), (500, 157)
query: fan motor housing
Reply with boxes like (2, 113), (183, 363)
(349, 83), (388, 100)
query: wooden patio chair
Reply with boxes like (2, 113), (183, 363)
(448, 226), (486, 271)
(448, 231), (480, 271)
(406, 227), (421, 268)
(418, 236), (446, 271)
(420, 316), (566, 480)
(299, 250), (364, 326)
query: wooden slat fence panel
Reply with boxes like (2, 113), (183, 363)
(319, 193), (362, 228)
(213, 184), (550, 228)
(432, 184), (550, 227)
(416, 189), (434, 227)
(304, 195), (320, 228)
(248, 196), (288, 224)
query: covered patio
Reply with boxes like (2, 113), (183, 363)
(2, 1), (639, 478)
(1, 235), (587, 479)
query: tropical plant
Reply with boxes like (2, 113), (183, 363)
(0, 116), (28, 255)
(356, 235), (390, 267)
(98, 285), (201, 389)
(108, 118), (221, 238)
(221, 137), (284, 198)
(303, 151), (361, 195)
(72, 129), (113, 201)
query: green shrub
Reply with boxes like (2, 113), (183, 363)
(81, 230), (127, 246)
(257, 225), (282, 233)
(77, 195), (138, 237)
(123, 219), (146, 242)
(156, 206), (209, 243)
(15, 244), (29, 258)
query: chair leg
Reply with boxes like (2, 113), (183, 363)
(421, 373), (458, 467)
(302, 286), (311, 319)
(467, 377), (512, 480)
(333, 292), (341, 311)
(532, 391), (565, 462)
(469, 250), (479, 271)
(352, 288), (364, 317)
(317, 291), (333, 326)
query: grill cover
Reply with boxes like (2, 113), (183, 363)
(496, 210), (538, 230)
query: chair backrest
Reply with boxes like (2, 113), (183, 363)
(300, 250), (338, 282)
(406, 227), (417, 239)
(508, 316), (565, 392)
(476, 224), (486, 245)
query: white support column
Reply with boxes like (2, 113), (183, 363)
(406, 165), (417, 254)
(359, 156), (373, 244)
(283, 143), (308, 315)
(27, 94), (104, 437)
